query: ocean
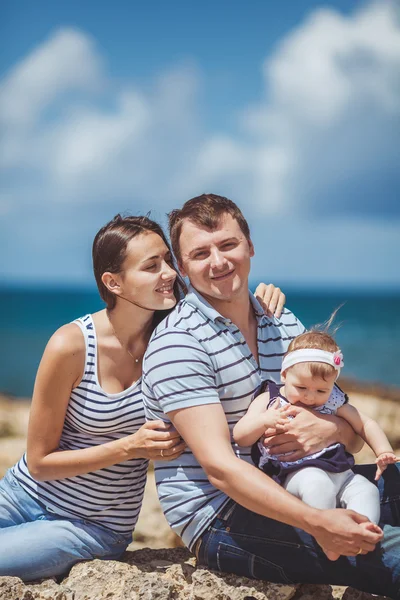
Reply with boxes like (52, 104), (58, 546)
(2, 285), (400, 397)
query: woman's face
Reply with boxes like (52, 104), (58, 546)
(116, 231), (177, 311)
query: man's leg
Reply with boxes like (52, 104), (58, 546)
(198, 465), (400, 598)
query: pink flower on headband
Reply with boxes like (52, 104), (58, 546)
(333, 351), (344, 368)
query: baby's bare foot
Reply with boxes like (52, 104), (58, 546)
(323, 549), (340, 561)
(358, 521), (383, 536)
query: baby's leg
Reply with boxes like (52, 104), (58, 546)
(337, 471), (381, 524)
(284, 467), (337, 510)
(284, 467), (343, 561)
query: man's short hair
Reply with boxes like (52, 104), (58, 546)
(168, 193), (251, 263)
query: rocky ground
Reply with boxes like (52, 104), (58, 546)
(0, 381), (399, 599)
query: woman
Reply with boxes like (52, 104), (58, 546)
(0, 214), (284, 581)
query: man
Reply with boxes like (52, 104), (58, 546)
(143, 194), (400, 597)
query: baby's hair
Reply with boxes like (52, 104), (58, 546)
(285, 306), (343, 381)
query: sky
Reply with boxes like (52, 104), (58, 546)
(1, 0), (399, 290)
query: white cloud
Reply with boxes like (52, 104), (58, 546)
(0, 2), (399, 285)
(0, 29), (103, 129)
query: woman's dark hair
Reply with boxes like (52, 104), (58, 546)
(92, 214), (186, 321)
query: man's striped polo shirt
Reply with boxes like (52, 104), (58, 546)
(142, 285), (305, 551)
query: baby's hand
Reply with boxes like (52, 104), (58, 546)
(375, 452), (400, 480)
(262, 406), (289, 435)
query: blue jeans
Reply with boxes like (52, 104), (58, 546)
(197, 464), (400, 598)
(0, 469), (132, 581)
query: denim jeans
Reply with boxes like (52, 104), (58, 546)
(197, 464), (400, 598)
(0, 469), (132, 581)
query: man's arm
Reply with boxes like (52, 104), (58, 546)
(263, 405), (363, 462)
(169, 402), (382, 557)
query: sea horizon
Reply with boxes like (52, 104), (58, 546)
(1, 284), (400, 397)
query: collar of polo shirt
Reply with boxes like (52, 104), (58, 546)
(185, 284), (266, 323)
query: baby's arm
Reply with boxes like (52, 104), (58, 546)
(233, 391), (289, 447)
(336, 404), (399, 480)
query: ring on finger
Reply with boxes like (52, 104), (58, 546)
(356, 548), (363, 555)
(160, 449), (164, 457)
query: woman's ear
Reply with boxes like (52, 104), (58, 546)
(101, 272), (122, 296)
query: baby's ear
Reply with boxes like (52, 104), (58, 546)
(280, 370), (286, 382)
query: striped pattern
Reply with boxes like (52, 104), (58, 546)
(142, 286), (305, 550)
(13, 314), (148, 534)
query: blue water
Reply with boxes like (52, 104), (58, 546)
(1, 285), (399, 397)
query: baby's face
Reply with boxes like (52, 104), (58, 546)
(281, 363), (336, 408)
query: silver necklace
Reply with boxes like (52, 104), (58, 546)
(107, 312), (142, 364)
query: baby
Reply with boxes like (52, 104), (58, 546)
(233, 330), (399, 560)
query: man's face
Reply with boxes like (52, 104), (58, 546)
(178, 213), (254, 302)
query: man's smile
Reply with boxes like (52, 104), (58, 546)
(210, 269), (235, 281)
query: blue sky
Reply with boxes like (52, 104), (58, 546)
(1, 0), (399, 289)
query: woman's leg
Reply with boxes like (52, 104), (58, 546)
(0, 518), (129, 581)
(0, 470), (130, 581)
(0, 469), (44, 527)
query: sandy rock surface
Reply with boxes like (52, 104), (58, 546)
(0, 388), (398, 599)
(0, 548), (390, 600)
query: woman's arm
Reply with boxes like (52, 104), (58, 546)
(232, 392), (289, 447)
(27, 324), (185, 481)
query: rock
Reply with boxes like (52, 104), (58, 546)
(0, 389), (397, 600)
(0, 575), (74, 599)
(0, 549), (390, 600)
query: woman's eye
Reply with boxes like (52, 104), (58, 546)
(145, 264), (157, 270)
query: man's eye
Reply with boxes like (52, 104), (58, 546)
(193, 252), (207, 259)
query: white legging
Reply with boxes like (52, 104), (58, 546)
(284, 467), (381, 523)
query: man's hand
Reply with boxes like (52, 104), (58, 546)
(263, 405), (337, 461)
(254, 283), (286, 318)
(306, 509), (383, 559)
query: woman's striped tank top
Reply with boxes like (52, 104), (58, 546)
(13, 314), (149, 535)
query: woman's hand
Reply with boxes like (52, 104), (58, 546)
(254, 283), (286, 318)
(123, 420), (186, 461)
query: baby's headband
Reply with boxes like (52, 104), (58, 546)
(281, 349), (344, 379)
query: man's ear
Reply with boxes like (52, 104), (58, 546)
(248, 238), (255, 257)
(101, 272), (122, 296)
